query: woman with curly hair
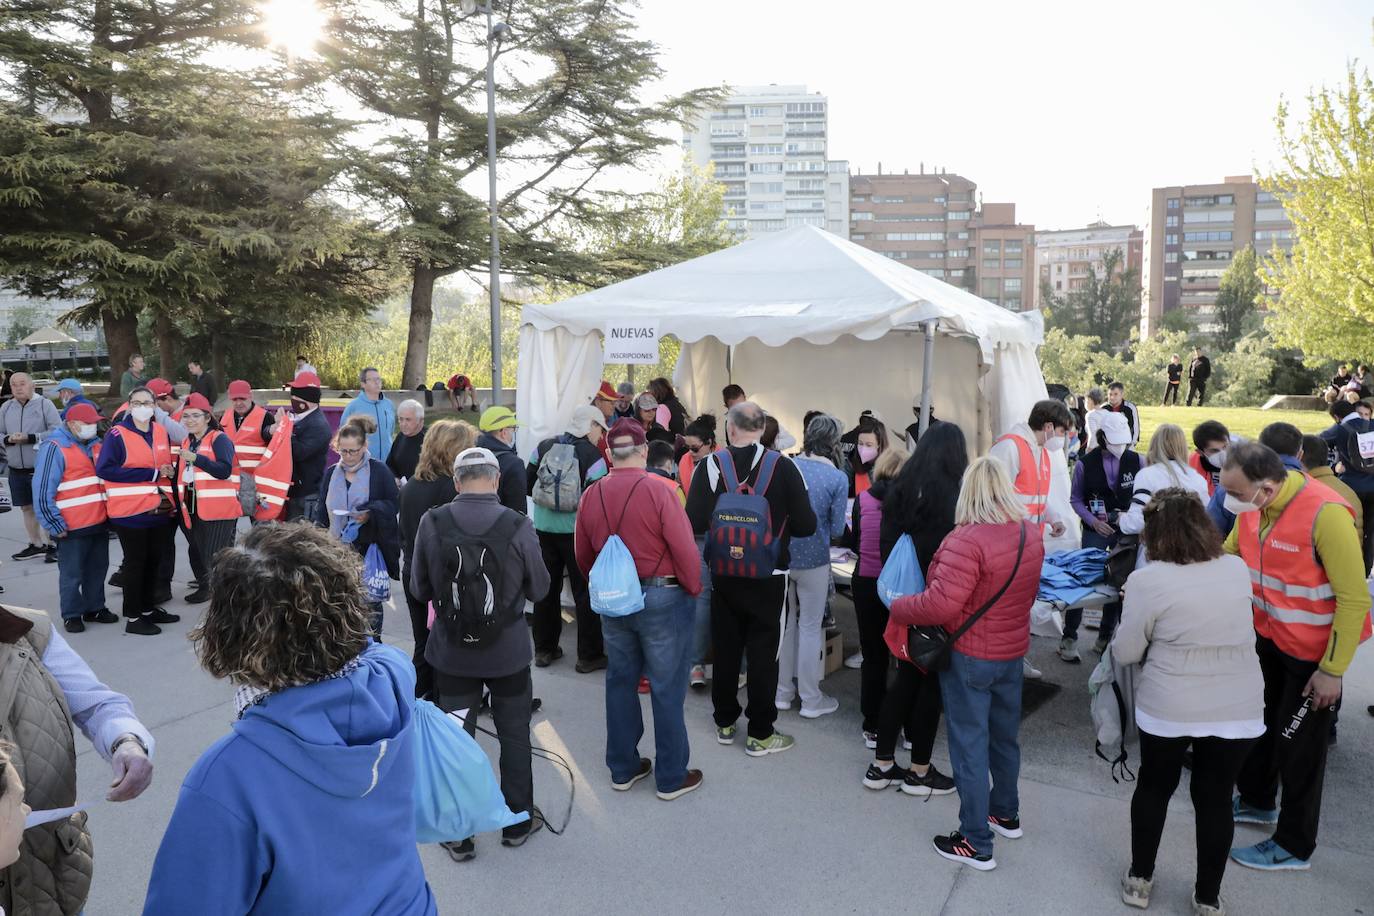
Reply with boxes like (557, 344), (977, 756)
(143, 524), (437, 915)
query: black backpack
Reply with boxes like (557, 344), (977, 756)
(1343, 419), (1374, 475)
(432, 509), (523, 648)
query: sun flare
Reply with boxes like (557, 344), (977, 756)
(261, 0), (327, 58)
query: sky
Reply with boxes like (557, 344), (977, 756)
(626, 0), (1372, 230)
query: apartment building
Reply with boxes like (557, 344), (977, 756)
(1140, 176), (1294, 337)
(972, 203), (1037, 312)
(1033, 223), (1143, 311)
(682, 85), (849, 240)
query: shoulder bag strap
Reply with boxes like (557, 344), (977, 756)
(944, 521), (1027, 645)
(599, 476), (649, 539)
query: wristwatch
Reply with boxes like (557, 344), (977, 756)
(110, 733), (148, 756)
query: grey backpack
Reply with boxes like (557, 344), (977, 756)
(533, 437), (583, 511)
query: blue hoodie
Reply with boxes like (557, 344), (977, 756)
(143, 643), (436, 916)
(340, 392), (397, 462)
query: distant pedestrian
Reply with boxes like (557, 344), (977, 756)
(0, 371), (63, 563)
(1105, 381), (1140, 446)
(888, 457), (1044, 872)
(295, 354), (317, 376)
(119, 352), (147, 398)
(144, 525), (436, 915)
(1187, 347), (1212, 406)
(575, 419), (704, 799)
(410, 446), (551, 858)
(1163, 355), (1182, 405)
(446, 373), (479, 412)
(341, 367), (397, 462)
(187, 359), (217, 405)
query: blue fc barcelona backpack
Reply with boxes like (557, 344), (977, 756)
(705, 448), (783, 579)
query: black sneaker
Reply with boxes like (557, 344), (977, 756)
(574, 655), (608, 674)
(147, 607), (181, 624)
(987, 813), (1023, 839)
(108, 570), (125, 589)
(441, 838), (475, 862)
(11, 544), (44, 561)
(44, 546), (57, 563)
(501, 807), (545, 846)
(902, 765), (956, 797)
(534, 647), (563, 668)
(184, 588), (210, 604)
(862, 762), (901, 790)
(125, 616), (162, 636)
(83, 608), (119, 624)
(63, 618), (86, 633)
(933, 831), (996, 871)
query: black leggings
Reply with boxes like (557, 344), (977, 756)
(1130, 730), (1256, 906)
(851, 574), (889, 732)
(874, 659), (942, 764)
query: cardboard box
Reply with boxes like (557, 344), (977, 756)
(822, 630), (843, 678)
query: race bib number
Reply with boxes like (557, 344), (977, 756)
(1089, 498), (1106, 517)
(1358, 431), (1374, 460)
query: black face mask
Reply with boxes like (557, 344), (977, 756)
(291, 398), (311, 414)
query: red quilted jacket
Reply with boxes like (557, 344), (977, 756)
(885, 520), (1044, 662)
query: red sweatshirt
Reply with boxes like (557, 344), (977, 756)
(574, 467), (703, 596)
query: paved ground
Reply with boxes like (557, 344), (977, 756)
(3, 510), (1371, 915)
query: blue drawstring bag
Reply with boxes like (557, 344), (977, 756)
(363, 543), (391, 604)
(588, 535), (644, 617)
(412, 698), (528, 843)
(877, 533), (926, 608)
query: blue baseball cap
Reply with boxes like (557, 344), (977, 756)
(55, 378), (82, 394)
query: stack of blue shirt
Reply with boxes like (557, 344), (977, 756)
(1038, 548), (1109, 606)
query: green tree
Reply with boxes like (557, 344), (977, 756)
(1040, 247), (1140, 351)
(1212, 245), (1262, 350)
(1260, 59), (1374, 361)
(1157, 307), (1197, 336)
(0, 2), (386, 393)
(327, 0), (722, 387)
(4, 302), (44, 347)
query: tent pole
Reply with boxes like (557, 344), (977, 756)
(919, 321), (935, 437)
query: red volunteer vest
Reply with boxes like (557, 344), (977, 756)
(996, 433), (1051, 525)
(176, 430), (242, 526)
(252, 414), (294, 522)
(55, 442), (106, 530)
(222, 404), (268, 470)
(102, 424), (173, 519)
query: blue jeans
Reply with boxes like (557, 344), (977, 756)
(939, 651), (1023, 855)
(56, 529), (110, 620)
(692, 537), (712, 666)
(603, 585), (693, 792)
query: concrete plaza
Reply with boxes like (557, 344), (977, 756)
(3, 510), (1370, 915)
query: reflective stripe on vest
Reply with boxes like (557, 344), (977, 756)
(1236, 474), (1367, 662)
(55, 443), (106, 529)
(996, 433), (1050, 524)
(177, 430), (242, 525)
(221, 404), (268, 470)
(102, 425), (173, 519)
(253, 413), (295, 521)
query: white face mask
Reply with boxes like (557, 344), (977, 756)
(1223, 487), (1262, 515)
(1210, 449), (1227, 468)
(130, 405), (154, 423)
(1043, 435), (1066, 453)
(76, 423), (97, 441)
(1107, 443), (1127, 457)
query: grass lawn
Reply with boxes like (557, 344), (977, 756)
(1135, 404), (1331, 447)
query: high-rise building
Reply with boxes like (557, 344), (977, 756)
(683, 85), (849, 240)
(846, 168), (1035, 311)
(1140, 176), (1294, 337)
(1033, 222), (1143, 311)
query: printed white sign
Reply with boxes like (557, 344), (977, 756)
(1358, 430), (1374, 460)
(604, 321), (660, 365)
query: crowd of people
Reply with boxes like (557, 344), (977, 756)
(0, 359), (1370, 915)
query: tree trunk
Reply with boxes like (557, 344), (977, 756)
(155, 310), (177, 382)
(101, 308), (139, 397)
(211, 332), (226, 390)
(401, 265), (436, 389)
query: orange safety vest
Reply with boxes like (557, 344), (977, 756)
(996, 433), (1051, 524)
(176, 430), (242, 526)
(252, 413), (294, 522)
(55, 441), (107, 530)
(102, 424), (173, 519)
(1237, 475), (1371, 663)
(221, 403), (269, 470)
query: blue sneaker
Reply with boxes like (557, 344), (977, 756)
(1229, 838), (1310, 871)
(1232, 796), (1278, 825)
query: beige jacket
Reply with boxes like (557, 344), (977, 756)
(1113, 555), (1263, 729)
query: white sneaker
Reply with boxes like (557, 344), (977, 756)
(1022, 657), (1043, 680)
(1057, 636), (1081, 664)
(775, 694), (794, 711)
(843, 651), (864, 669)
(689, 665), (707, 689)
(799, 695), (840, 719)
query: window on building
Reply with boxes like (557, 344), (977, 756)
(1165, 215), (1179, 227)
(1183, 230), (1232, 242)
(852, 211), (873, 221)
(983, 258), (1001, 269)
(981, 278), (1000, 297)
(1167, 198), (1180, 209)
(1164, 252), (1178, 263)
(851, 195), (869, 203)
(1254, 229), (1294, 242)
(1004, 278), (1022, 293)
(948, 210), (971, 221)
(1256, 191), (1277, 204)
(1055, 280), (1062, 291)
(748, 162), (783, 174)
(749, 201), (783, 213)
(949, 191), (972, 202)
(946, 248), (971, 258)
(1003, 258), (1022, 269)
(983, 240), (1001, 254)
(1254, 207), (1286, 223)
(1165, 233), (1179, 245)
(953, 231), (970, 240)
(948, 269), (965, 279)
(920, 251), (946, 259)
(748, 105), (782, 117)
(748, 143), (783, 155)
(1004, 241), (1023, 254)
(1182, 209), (1234, 224)
(922, 268), (945, 278)
(749, 181), (784, 194)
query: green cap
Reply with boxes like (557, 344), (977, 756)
(479, 405), (520, 432)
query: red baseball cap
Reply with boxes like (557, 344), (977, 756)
(607, 418), (647, 449)
(65, 403), (103, 424)
(147, 378), (174, 398)
(183, 393), (213, 413)
(227, 380), (252, 399)
(290, 370), (322, 388)
(593, 380), (618, 402)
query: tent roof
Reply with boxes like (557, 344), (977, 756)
(20, 326), (77, 346)
(520, 225), (1043, 352)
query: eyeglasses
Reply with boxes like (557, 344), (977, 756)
(338, 447), (364, 457)
(129, 400), (154, 408)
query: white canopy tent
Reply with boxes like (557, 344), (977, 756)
(516, 225), (1077, 548)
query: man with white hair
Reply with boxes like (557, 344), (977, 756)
(386, 398), (426, 482)
(410, 446), (550, 860)
(525, 404), (608, 670)
(0, 371), (63, 562)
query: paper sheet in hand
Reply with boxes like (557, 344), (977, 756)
(25, 803), (88, 829)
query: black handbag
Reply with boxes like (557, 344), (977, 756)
(1103, 534), (1140, 589)
(907, 521), (1027, 672)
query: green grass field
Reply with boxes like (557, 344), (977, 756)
(1135, 405), (1330, 447)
